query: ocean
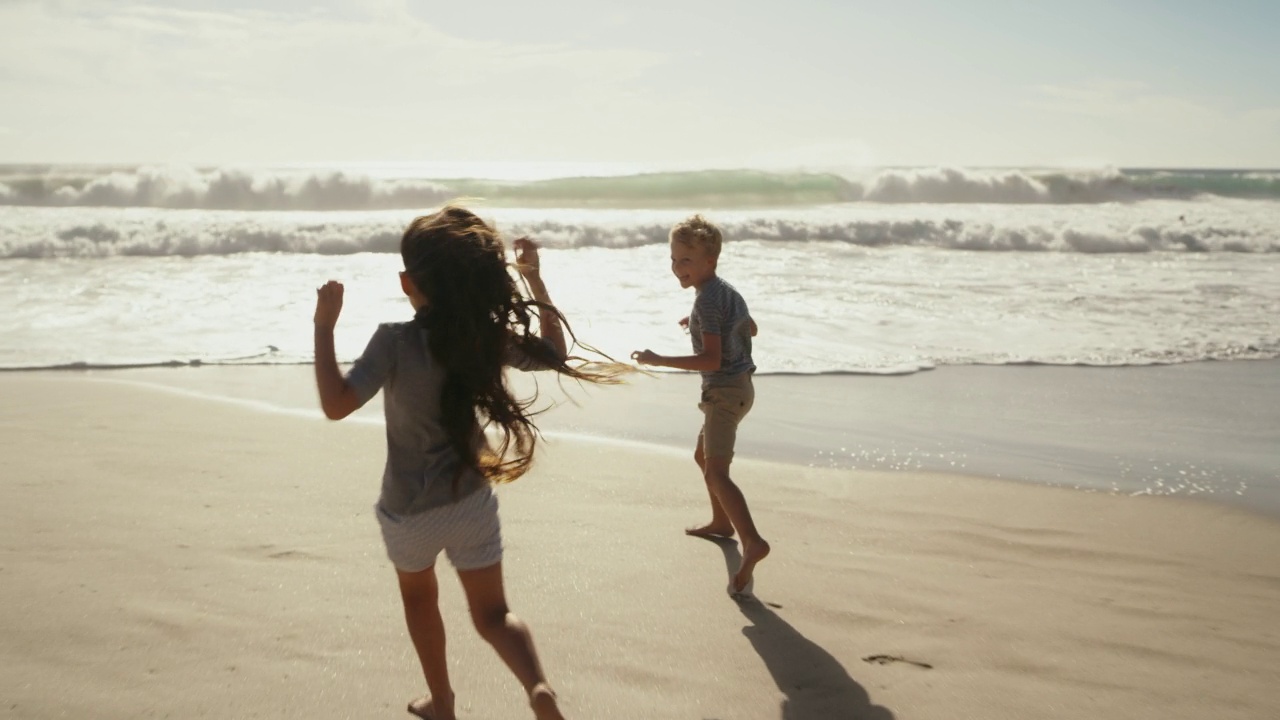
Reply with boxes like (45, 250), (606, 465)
(3, 162), (1278, 514)
(2, 163), (1278, 374)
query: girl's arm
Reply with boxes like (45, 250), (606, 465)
(513, 237), (568, 358)
(314, 281), (361, 420)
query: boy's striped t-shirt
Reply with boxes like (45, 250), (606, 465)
(688, 275), (756, 387)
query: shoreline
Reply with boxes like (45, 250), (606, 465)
(2, 373), (1278, 719)
(25, 357), (1280, 519)
(4, 355), (1277, 375)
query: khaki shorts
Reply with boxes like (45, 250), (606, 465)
(698, 373), (755, 460)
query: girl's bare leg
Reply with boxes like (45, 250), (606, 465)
(397, 566), (456, 720)
(457, 562), (565, 720)
(685, 434), (735, 538)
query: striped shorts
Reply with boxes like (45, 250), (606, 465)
(375, 484), (503, 573)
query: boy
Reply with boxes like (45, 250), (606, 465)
(632, 215), (770, 594)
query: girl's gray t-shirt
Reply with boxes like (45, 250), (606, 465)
(344, 321), (553, 516)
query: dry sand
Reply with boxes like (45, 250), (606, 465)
(2, 373), (1278, 720)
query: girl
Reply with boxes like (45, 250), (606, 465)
(313, 205), (617, 720)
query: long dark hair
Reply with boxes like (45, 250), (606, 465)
(401, 204), (622, 486)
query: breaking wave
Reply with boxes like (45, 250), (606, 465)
(2, 165), (1279, 211)
(4, 212), (1276, 258)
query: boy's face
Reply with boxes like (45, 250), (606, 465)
(670, 240), (717, 289)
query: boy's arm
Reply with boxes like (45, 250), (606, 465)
(633, 333), (722, 372)
(314, 281), (361, 420)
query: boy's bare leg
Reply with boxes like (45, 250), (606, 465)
(397, 567), (457, 720)
(686, 434), (735, 539)
(458, 562), (565, 720)
(703, 456), (770, 592)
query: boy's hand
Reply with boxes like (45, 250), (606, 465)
(678, 316), (690, 333)
(314, 280), (344, 329)
(631, 349), (659, 365)
(512, 236), (541, 278)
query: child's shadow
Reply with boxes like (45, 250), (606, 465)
(705, 537), (895, 720)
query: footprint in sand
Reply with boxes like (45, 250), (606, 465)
(862, 654), (933, 669)
(234, 544), (321, 561)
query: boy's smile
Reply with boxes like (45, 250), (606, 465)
(670, 241), (717, 290)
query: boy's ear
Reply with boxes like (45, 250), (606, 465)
(399, 271), (416, 298)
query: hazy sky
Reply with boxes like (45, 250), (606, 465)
(2, 0), (1278, 168)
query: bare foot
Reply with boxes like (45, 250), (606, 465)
(685, 523), (735, 540)
(732, 538), (771, 593)
(529, 683), (565, 720)
(408, 693), (455, 720)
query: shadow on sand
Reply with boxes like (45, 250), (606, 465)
(703, 537), (895, 720)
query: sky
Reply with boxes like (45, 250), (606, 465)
(1, 0), (1278, 169)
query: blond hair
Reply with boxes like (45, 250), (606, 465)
(670, 214), (723, 257)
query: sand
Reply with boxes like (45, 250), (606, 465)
(2, 372), (1279, 720)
